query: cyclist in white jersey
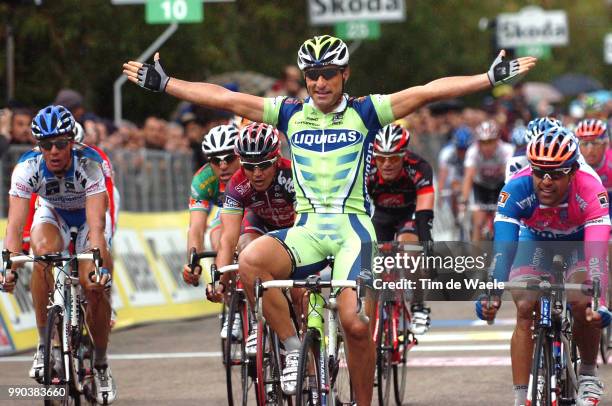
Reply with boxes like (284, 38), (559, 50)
(0, 105), (117, 404)
(123, 36), (537, 404)
(460, 120), (514, 240)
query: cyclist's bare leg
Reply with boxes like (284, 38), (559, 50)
(79, 248), (112, 359)
(567, 271), (600, 368)
(29, 223), (63, 336)
(238, 236), (294, 340)
(337, 287), (375, 405)
(237, 232), (259, 253)
(471, 209), (487, 241)
(210, 227), (222, 251)
(397, 232), (423, 303)
(510, 293), (538, 385)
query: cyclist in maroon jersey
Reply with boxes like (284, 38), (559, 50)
(209, 122), (297, 351)
(367, 123), (435, 334)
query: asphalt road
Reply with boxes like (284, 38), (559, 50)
(0, 301), (610, 406)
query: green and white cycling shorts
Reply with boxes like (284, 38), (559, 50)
(267, 213), (377, 281)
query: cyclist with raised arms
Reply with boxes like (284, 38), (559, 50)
(181, 124), (240, 280)
(123, 35), (536, 403)
(209, 122), (297, 351)
(0, 106), (117, 404)
(460, 120), (514, 240)
(476, 127), (612, 406)
(367, 123), (434, 334)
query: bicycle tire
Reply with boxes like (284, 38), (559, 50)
(221, 302), (228, 367)
(603, 323), (612, 364)
(256, 320), (287, 405)
(225, 292), (254, 406)
(393, 300), (411, 406)
(528, 330), (552, 406)
(331, 334), (352, 405)
(296, 328), (321, 406)
(376, 302), (393, 406)
(559, 334), (578, 403)
(44, 304), (80, 406)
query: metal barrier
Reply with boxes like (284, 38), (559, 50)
(0, 145), (194, 216)
(1, 133), (446, 216)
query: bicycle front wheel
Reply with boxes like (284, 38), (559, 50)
(44, 304), (80, 406)
(527, 330), (553, 406)
(331, 334), (352, 405)
(393, 300), (411, 406)
(256, 320), (288, 405)
(296, 329), (321, 406)
(376, 302), (393, 406)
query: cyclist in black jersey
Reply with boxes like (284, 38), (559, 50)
(367, 124), (434, 334)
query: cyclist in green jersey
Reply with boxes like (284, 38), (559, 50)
(123, 35), (537, 403)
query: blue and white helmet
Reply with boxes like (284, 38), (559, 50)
(510, 126), (529, 147)
(526, 117), (562, 143)
(31, 105), (76, 140)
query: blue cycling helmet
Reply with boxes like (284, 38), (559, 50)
(453, 126), (473, 150)
(31, 105), (76, 140)
(526, 117), (562, 143)
(510, 126), (529, 147)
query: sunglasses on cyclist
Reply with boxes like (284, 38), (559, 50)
(304, 67), (343, 81)
(579, 139), (607, 147)
(532, 166), (572, 180)
(241, 157), (278, 172)
(38, 138), (71, 151)
(374, 153), (403, 164)
(209, 154), (238, 166)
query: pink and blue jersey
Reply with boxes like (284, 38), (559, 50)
(492, 167), (610, 287)
(593, 149), (612, 216)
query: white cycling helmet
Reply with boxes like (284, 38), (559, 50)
(297, 35), (349, 71)
(475, 120), (500, 141)
(73, 122), (85, 143)
(201, 124), (239, 156)
(374, 124), (410, 154)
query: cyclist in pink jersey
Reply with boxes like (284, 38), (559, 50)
(477, 127), (611, 406)
(576, 119), (612, 215)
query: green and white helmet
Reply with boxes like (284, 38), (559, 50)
(297, 35), (349, 70)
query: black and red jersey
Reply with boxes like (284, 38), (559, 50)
(367, 151), (434, 216)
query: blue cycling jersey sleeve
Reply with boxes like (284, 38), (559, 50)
(491, 221), (520, 283)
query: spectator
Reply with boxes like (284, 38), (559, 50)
(266, 65), (308, 99)
(54, 89), (89, 122)
(165, 122), (190, 154)
(1, 107), (34, 146)
(143, 116), (167, 150)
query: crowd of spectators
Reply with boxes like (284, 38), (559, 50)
(1, 69), (611, 172)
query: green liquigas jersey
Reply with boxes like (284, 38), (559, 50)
(263, 94), (394, 216)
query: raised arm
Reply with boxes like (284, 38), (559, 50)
(389, 50), (537, 119)
(123, 52), (265, 122)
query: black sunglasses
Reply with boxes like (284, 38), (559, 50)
(38, 138), (71, 151)
(209, 154), (238, 166)
(304, 67), (343, 81)
(532, 167), (572, 180)
(241, 157), (278, 172)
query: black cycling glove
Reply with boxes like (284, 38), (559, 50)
(137, 58), (170, 92)
(487, 51), (523, 87)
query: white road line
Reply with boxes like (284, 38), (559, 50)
(419, 331), (513, 342)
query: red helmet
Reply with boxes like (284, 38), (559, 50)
(575, 119), (608, 141)
(374, 124), (409, 154)
(235, 123), (280, 160)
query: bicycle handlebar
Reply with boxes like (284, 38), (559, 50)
(1, 248), (102, 290)
(188, 248), (217, 287)
(254, 275), (370, 325)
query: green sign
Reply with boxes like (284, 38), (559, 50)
(335, 21), (380, 40)
(517, 44), (551, 60)
(146, 0), (203, 24)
